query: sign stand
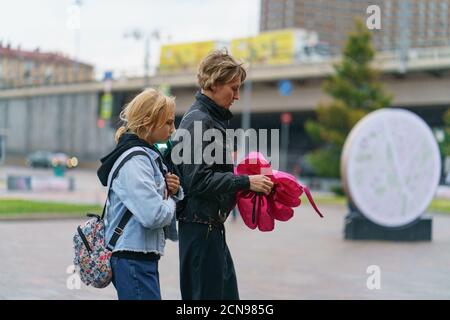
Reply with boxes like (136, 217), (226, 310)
(344, 202), (432, 241)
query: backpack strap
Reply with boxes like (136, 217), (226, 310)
(101, 150), (151, 251)
(106, 209), (133, 251)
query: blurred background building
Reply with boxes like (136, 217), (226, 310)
(260, 0), (450, 54)
(0, 43), (94, 89)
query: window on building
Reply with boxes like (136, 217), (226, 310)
(34, 62), (40, 85)
(8, 60), (14, 80)
(24, 61), (33, 84)
(383, 0), (392, 50)
(63, 64), (68, 83)
(428, 1), (436, 43)
(45, 66), (53, 85)
(440, 1), (448, 42)
(84, 67), (92, 81)
(418, 1), (426, 46)
(72, 63), (79, 82)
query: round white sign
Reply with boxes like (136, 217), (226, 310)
(341, 109), (441, 227)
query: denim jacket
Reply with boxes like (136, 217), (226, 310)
(104, 146), (184, 256)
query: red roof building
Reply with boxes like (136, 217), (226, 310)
(0, 43), (94, 89)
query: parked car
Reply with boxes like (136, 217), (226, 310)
(26, 151), (78, 169)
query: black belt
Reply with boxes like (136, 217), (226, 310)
(112, 251), (160, 261)
(178, 212), (227, 227)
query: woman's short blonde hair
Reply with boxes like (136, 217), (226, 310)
(114, 88), (175, 143)
(197, 49), (247, 91)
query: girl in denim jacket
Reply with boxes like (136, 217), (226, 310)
(97, 88), (183, 300)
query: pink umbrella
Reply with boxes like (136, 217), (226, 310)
(235, 152), (323, 232)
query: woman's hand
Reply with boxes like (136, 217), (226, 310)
(165, 173), (180, 196)
(248, 175), (274, 195)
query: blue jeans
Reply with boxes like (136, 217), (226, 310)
(111, 256), (161, 300)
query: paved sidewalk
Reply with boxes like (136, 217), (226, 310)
(1, 204), (450, 300)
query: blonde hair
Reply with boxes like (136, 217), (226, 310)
(197, 48), (247, 91)
(114, 88), (175, 143)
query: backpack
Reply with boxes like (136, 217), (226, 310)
(72, 150), (151, 288)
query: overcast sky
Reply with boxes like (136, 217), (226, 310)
(0, 0), (260, 78)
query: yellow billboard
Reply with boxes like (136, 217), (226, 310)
(231, 29), (296, 65)
(159, 41), (217, 72)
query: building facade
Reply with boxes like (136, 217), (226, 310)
(260, 0), (450, 54)
(0, 44), (94, 89)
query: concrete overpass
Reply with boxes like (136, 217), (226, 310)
(1, 47), (449, 160)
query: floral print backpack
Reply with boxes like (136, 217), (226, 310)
(73, 151), (150, 288)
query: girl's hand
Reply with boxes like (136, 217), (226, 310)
(165, 173), (180, 195)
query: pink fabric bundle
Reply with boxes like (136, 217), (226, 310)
(235, 152), (324, 231)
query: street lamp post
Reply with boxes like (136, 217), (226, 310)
(240, 46), (256, 160)
(74, 0), (82, 60)
(124, 29), (159, 89)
